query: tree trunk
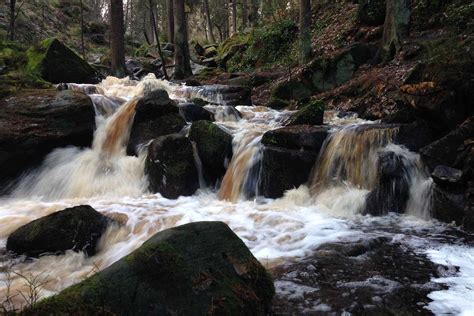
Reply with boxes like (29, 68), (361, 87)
(204, 0), (216, 43)
(149, 0), (169, 80)
(299, 0), (311, 64)
(173, 0), (193, 79)
(8, 0), (16, 41)
(80, 0), (86, 59)
(381, 0), (411, 61)
(241, 0), (248, 29)
(167, 0), (175, 44)
(110, 0), (126, 77)
(249, 0), (259, 27)
(231, 0), (237, 34)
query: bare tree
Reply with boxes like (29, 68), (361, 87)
(241, 0), (248, 29)
(204, 0), (216, 43)
(149, 0), (169, 79)
(299, 0), (311, 64)
(167, 0), (175, 43)
(231, 0), (237, 34)
(173, 0), (193, 79)
(110, 0), (126, 77)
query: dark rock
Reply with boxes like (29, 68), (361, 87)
(27, 38), (100, 84)
(357, 0), (386, 26)
(364, 151), (411, 216)
(432, 184), (467, 227)
(178, 102), (213, 122)
(395, 119), (438, 152)
(7, 205), (109, 257)
(30, 221), (274, 315)
(202, 57), (218, 68)
(145, 134), (199, 199)
(259, 146), (317, 198)
(204, 46), (218, 58)
(189, 121), (233, 185)
(266, 96), (290, 110)
(262, 125), (329, 151)
(0, 90), (95, 186)
(191, 98), (207, 107)
(420, 117), (474, 171)
(432, 165), (463, 186)
(287, 100), (325, 126)
(127, 90), (185, 155)
(194, 42), (205, 56)
(185, 79), (201, 86)
(185, 84), (251, 106)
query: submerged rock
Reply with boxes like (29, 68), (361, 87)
(30, 221), (275, 315)
(26, 38), (100, 84)
(7, 205), (109, 257)
(363, 151), (410, 216)
(189, 121), (233, 185)
(127, 89), (186, 155)
(145, 134), (199, 199)
(0, 89), (95, 186)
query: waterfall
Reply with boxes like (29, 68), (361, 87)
(10, 98), (147, 200)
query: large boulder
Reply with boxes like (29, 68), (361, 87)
(178, 102), (214, 122)
(363, 151), (411, 216)
(287, 100), (325, 126)
(0, 89), (95, 186)
(259, 125), (329, 198)
(189, 121), (233, 185)
(30, 221), (275, 315)
(26, 38), (100, 84)
(127, 90), (186, 155)
(7, 205), (109, 257)
(145, 134), (199, 199)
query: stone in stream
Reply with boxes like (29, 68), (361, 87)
(178, 102), (214, 122)
(29, 221), (275, 315)
(363, 151), (411, 216)
(127, 89), (186, 155)
(287, 100), (325, 126)
(145, 134), (199, 199)
(26, 38), (100, 84)
(259, 125), (329, 198)
(6, 205), (110, 257)
(189, 121), (233, 185)
(0, 89), (95, 186)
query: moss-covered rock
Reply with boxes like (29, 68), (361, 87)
(7, 205), (109, 257)
(287, 100), (325, 126)
(178, 102), (213, 122)
(26, 38), (100, 84)
(262, 125), (329, 151)
(189, 120), (233, 185)
(145, 134), (199, 199)
(127, 89), (186, 155)
(29, 221), (274, 315)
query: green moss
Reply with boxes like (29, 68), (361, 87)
(289, 100), (325, 126)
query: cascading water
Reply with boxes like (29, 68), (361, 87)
(1, 75), (473, 315)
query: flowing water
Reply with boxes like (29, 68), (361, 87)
(0, 75), (473, 314)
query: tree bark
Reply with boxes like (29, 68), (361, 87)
(299, 0), (311, 64)
(204, 0), (216, 43)
(167, 0), (175, 44)
(231, 0), (237, 34)
(249, 0), (259, 27)
(173, 0), (193, 79)
(241, 0), (248, 29)
(8, 0), (16, 41)
(381, 0), (411, 61)
(80, 0), (86, 59)
(149, 0), (169, 80)
(110, 0), (126, 77)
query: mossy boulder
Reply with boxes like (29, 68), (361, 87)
(7, 205), (109, 257)
(0, 89), (95, 184)
(145, 134), (199, 199)
(357, 0), (386, 26)
(178, 102), (213, 122)
(262, 125), (329, 151)
(29, 221), (275, 315)
(127, 89), (186, 155)
(189, 120), (233, 185)
(287, 100), (325, 126)
(26, 38), (100, 84)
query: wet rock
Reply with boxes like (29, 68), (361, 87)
(7, 205), (109, 257)
(145, 134), (199, 199)
(262, 125), (329, 151)
(357, 0), (386, 26)
(432, 184), (467, 227)
(432, 165), (463, 186)
(287, 100), (325, 126)
(178, 102), (213, 122)
(27, 38), (100, 84)
(0, 89), (95, 186)
(202, 57), (218, 68)
(272, 237), (441, 315)
(259, 147), (317, 198)
(31, 221), (274, 315)
(420, 117), (474, 171)
(185, 79), (201, 86)
(266, 96), (290, 110)
(189, 121), (233, 185)
(395, 119), (438, 152)
(190, 84), (251, 106)
(364, 151), (410, 216)
(127, 90), (185, 155)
